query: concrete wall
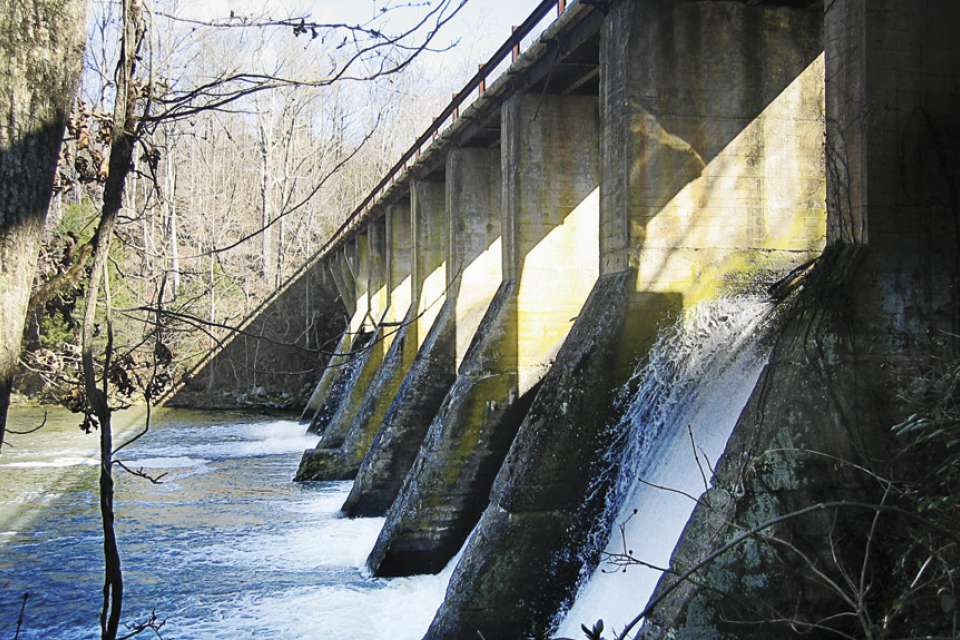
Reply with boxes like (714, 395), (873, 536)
(412, 178), (448, 348)
(639, 2), (960, 636)
(168, 2), (960, 634)
(448, 147), (502, 367)
(306, 228), (385, 451)
(366, 93), (600, 578)
(504, 94), (601, 392)
(341, 147), (501, 516)
(301, 250), (356, 426)
(296, 175), (455, 482)
(426, 1), (827, 637)
(386, 203), (413, 326)
(167, 253), (346, 410)
(295, 199), (421, 481)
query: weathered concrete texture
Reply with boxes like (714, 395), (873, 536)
(296, 320), (414, 481)
(307, 334), (384, 452)
(302, 329), (357, 433)
(367, 216), (389, 329)
(426, 1), (828, 635)
(447, 147), (503, 366)
(425, 272), (683, 639)
(367, 93), (600, 577)
(350, 231), (372, 333)
(343, 147), (500, 517)
(503, 94), (602, 394)
(169, 255), (346, 409)
(640, 1), (960, 637)
(301, 250), (359, 426)
(412, 178), (448, 348)
(311, 181), (449, 482)
(302, 252), (364, 433)
(366, 281), (529, 576)
(296, 228), (385, 478)
(303, 245), (370, 433)
(297, 201), (417, 477)
(604, 0), (826, 301)
(295, 330), (376, 479)
(342, 296), (458, 516)
(317, 223), (389, 448)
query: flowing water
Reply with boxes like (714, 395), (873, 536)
(556, 296), (775, 638)
(0, 408), (455, 639)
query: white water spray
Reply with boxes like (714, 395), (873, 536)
(556, 296), (775, 638)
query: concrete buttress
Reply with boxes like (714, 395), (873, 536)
(297, 200), (417, 481)
(343, 148), (501, 517)
(426, 0), (826, 636)
(296, 228), (384, 479)
(367, 93), (601, 577)
(300, 249), (357, 427)
(641, 1), (960, 635)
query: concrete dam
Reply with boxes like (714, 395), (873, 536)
(169, 0), (960, 637)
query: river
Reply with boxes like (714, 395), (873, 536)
(0, 407), (452, 639)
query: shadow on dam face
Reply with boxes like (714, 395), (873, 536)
(341, 147), (505, 515)
(425, 2), (827, 638)
(165, 256), (347, 411)
(368, 92), (603, 576)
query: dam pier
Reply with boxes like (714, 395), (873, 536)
(170, 0), (960, 637)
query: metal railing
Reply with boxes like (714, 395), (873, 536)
(317, 0), (577, 257)
(163, 1), (581, 402)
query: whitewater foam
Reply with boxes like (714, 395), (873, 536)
(556, 296), (773, 638)
(0, 456), (99, 468)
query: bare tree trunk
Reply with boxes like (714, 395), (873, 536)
(0, 0), (87, 450)
(167, 147), (180, 296)
(258, 116), (274, 283)
(79, 2), (144, 637)
(276, 214), (285, 288)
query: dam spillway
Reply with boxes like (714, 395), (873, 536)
(167, 0), (960, 637)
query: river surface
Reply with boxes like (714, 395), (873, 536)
(0, 407), (451, 639)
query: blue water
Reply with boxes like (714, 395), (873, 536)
(0, 409), (452, 639)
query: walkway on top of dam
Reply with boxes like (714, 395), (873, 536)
(165, 0), (604, 407)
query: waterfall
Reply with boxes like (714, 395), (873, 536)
(555, 295), (775, 638)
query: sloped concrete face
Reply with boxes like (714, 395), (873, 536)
(342, 148), (501, 517)
(304, 243), (371, 434)
(424, 272), (678, 639)
(341, 297), (458, 516)
(301, 329), (355, 432)
(301, 250), (357, 428)
(296, 229), (385, 479)
(641, 1), (960, 636)
(318, 222), (388, 449)
(366, 281), (525, 575)
(296, 203), (417, 481)
(366, 93), (600, 577)
(427, 1), (827, 636)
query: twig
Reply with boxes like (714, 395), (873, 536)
(614, 500), (960, 640)
(113, 460), (167, 484)
(688, 425), (710, 494)
(14, 592), (29, 640)
(4, 411), (49, 435)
